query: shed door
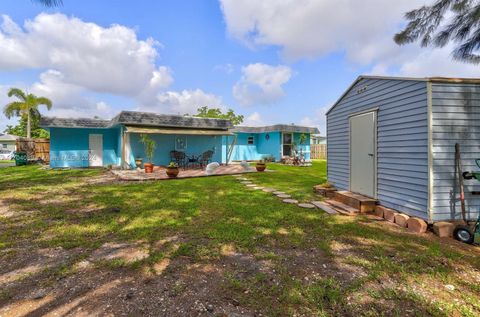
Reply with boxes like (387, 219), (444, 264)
(89, 134), (103, 167)
(350, 112), (376, 197)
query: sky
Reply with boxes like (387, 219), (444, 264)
(0, 0), (479, 135)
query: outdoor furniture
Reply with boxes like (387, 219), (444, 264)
(199, 150), (214, 168)
(187, 154), (201, 169)
(170, 151), (187, 169)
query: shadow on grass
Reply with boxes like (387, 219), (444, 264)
(1, 165), (480, 315)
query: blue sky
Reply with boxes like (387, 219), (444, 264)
(0, 0), (478, 134)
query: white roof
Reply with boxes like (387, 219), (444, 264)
(0, 133), (20, 141)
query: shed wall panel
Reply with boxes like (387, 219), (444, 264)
(431, 83), (480, 221)
(327, 78), (429, 218)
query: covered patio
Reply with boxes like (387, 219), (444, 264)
(111, 164), (258, 181)
(121, 124), (237, 169)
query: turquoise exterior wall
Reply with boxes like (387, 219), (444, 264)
(228, 132), (281, 161)
(49, 127), (121, 168)
(227, 132), (311, 162)
(128, 133), (223, 168)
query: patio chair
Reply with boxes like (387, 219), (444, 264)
(199, 150), (214, 168)
(170, 150), (187, 169)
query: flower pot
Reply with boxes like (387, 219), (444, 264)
(256, 162), (266, 172)
(166, 167), (179, 178)
(144, 163), (154, 173)
(135, 158), (143, 169)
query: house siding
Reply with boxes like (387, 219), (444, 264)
(49, 127), (120, 168)
(431, 83), (480, 221)
(327, 78), (429, 219)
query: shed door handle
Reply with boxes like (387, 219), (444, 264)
(368, 153), (374, 157)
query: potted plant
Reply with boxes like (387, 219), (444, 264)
(166, 161), (179, 178)
(140, 134), (156, 173)
(256, 160), (267, 172)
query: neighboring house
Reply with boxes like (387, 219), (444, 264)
(229, 125), (319, 162)
(311, 134), (326, 145)
(0, 133), (19, 151)
(326, 75), (480, 223)
(40, 111), (318, 169)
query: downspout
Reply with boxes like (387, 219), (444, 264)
(427, 81), (434, 223)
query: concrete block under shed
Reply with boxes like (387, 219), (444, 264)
(407, 217), (428, 234)
(374, 205), (384, 218)
(394, 214), (410, 227)
(379, 206), (397, 223)
(433, 222), (455, 238)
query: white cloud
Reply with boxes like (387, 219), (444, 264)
(233, 63), (292, 106)
(0, 13), (227, 121)
(242, 111), (265, 126)
(220, 0), (479, 77)
(30, 70), (114, 119)
(299, 106), (329, 135)
(138, 89), (225, 115)
(0, 13), (173, 98)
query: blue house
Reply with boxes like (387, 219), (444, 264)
(40, 111), (318, 168)
(228, 125), (319, 162)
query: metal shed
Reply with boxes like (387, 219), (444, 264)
(326, 75), (480, 222)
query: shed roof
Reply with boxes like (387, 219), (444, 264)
(326, 75), (480, 115)
(40, 111), (233, 130)
(233, 124), (319, 134)
(0, 133), (20, 141)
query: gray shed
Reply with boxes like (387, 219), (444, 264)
(326, 75), (480, 222)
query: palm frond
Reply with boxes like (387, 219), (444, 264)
(3, 102), (25, 119)
(35, 97), (53, 110)
(7, 88), (27, 102)
(32, 0), (63, 7)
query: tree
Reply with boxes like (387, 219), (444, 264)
(394, 0), (480, 63)
(33, 0), (63, 7)
(4, 115), (50, 138)
(194, 106), (244, 125)
(3, 88), (52, 138)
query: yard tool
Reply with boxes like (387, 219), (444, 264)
(453, 155), (480, 244)
(455, 143), (467, 222)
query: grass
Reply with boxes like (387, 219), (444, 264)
(0, 160), (14, 164)
(0, 162), (479, 316)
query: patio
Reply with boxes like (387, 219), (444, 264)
(111, 164), (259, 181)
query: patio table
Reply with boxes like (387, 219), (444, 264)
(187, 155), (201, 169)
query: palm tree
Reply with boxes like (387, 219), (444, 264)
(33, 0), (63, 6)
(4, 88), (52, 138)
(395, 0), (480, 63)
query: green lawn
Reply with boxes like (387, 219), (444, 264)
(0, 160), (14, 164)
(0, 163), (479, 316)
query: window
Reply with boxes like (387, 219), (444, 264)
(282, 133), (293, 156)
(247, 136), (254, 145)
(175, 136), (187, 151)
(1, 144), (6, 149)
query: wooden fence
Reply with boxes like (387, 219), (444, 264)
(16, 138), (50, 163)
(310, 144), (327, 159)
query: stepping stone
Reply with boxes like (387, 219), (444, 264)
(262, 188), (276, 193)
(311, 201), (338, 215)
(237, 178), (249, 181)
(298, 203), (316, 209)
(241, 181), (252, 184)
(253, 186), (264, 190)
(273, 191), (285, 195)
(246, 184), (257, 187)
(283, 199), (299, 204)
(277, 194), (291, 198)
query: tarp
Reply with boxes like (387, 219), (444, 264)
(125, 126), (234, 136)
